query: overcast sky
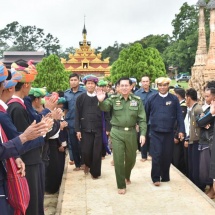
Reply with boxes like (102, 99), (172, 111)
(0, 0), (198, 50)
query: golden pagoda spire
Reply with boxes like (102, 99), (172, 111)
(79, 15), (91, 51)
(82, 15), (87, 42)
(61, 17), (111, 78)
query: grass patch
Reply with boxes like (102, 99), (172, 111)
(170, 80), (189, 89)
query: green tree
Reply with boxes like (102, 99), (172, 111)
(41, 33), (60, 56)
(34, 54), (69, 92)
(139, 34), (170, 53)
(0, 21), (60, 55)
(110, 43), (166, 84)
(0, 39), (9, 58)
(162, 38), (196, 74)
(58, 46), (75, 60)
(102, 41), (128, 65)
(95, 46), (102, 54)
(163, 2), (210, 74)
(172, 3), (198, 40)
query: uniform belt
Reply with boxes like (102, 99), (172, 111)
(112, 126), (136, 131)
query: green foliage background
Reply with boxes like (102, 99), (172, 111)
(0, 21), (60, 57)
(110, 43), (166, 84)
(33, 54), (69, 92)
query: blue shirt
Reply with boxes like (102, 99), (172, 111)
(64, 86), (86, 128)
(135, 88), (157, 107)
(145, 93), (185, 133)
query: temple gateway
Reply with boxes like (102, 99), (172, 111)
(61, 24), (111, 78)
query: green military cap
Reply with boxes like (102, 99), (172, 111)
(57, 97), (66, 104)
(29, 87), (47, 97)
(98, 80), (108, 87)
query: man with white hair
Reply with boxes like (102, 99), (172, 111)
(145, 77), (185, 186)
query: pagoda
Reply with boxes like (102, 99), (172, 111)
(189, 0), (207, 100)
(61, 23), (111, 78)
(189, 0), (215, 101)
(204, 0), (215, 81)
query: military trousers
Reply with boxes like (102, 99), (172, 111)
(110, 127), (137, 189)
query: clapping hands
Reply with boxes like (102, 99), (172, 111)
(44, 95), (58, 111)
(51, 108), (63, 120)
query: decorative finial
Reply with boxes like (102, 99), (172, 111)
(82, 15), (87, 35)
(197, 0), (206, 7)
(207, 0), (215, 9)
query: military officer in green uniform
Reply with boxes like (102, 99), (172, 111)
(97, 77), (147, 194)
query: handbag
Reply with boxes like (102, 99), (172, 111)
(0, 125), (30, 215)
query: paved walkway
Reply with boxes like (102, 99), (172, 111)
(44, 193), (58, 215)
(56, 153), (215, 215)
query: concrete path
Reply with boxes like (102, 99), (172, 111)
(56, 153), (215, 215)
(44, 193), (58, 215)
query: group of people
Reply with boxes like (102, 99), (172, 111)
(64, 74), (179, 194)
(131, 76), (215, 198)
(135, 76), (215, 198)
(0, 60), (69, 215)
(171, 83), (215, 198)
(1, 62), (215, 214)
(65, 73), (215, 198)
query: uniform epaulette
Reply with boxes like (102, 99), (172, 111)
(132, 95), (141, 100)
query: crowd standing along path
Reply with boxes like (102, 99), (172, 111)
(54, 153), (215, 215)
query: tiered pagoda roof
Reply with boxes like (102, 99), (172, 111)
(61, 22), (111, 78)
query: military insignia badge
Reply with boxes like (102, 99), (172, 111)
(166, 101), (172, 106)
(130, 100), (137, 106)
(116, 100), (121, 106)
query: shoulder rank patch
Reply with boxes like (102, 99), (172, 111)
(132, 95), (140, 100)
